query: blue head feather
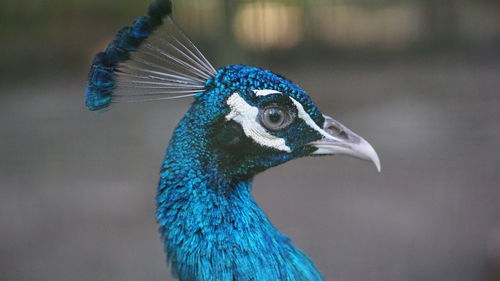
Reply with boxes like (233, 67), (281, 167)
(86, 0), (172, 111)
(206, 65), (324, 124)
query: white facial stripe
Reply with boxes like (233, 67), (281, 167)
(253, 89), (282, 96)
(289, 97), (342, 141)
(225, 93), (291, 152)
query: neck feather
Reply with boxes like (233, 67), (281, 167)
(156, 115), (324, 281)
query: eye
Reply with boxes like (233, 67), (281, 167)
(259, 106), (294, 131)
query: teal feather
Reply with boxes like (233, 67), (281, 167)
(86, 0), (177, 111)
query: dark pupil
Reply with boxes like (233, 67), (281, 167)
(267, 109), (283, 124)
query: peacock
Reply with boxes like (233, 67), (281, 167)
(85, 0), (380, 280)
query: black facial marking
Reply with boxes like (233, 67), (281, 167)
(213, 120), (245, 147)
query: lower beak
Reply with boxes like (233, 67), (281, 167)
(308, 115), (381, 172)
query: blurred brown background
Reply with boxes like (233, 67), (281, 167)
(1, 0), (500, 281)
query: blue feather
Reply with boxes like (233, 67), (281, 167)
(86, 53), (115, 111)
(148, 0), (172, 22)
(85, 0), (173, 111)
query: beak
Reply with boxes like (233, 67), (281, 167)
(308, 115), (381, 172)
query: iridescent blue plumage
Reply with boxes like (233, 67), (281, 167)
(86, 1), (381, 280)
(86, 0), (184, 111)
(155, 65), (327, 281)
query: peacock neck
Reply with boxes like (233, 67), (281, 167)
(156, 114), (324, 281)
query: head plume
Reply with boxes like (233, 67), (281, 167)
(85, 0), (216, 111)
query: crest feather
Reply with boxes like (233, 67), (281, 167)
(86, 0), (216, 111)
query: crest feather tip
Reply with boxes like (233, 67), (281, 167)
(148, 0), (172, 22)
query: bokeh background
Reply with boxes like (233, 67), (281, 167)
(1, 0), (500, 281)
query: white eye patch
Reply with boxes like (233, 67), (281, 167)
(225, 90), (337, 152)
(288, 97), (340, 141)
(253, 89), (282, 96)
(225, 92), (291, 152)
(253, 88), (336, 140)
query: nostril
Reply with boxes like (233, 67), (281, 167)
(327, 125), (348, 140)
(339, 130), (348, 140)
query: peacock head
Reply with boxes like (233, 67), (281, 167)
(85, 0), (380, 179)
(175, 64), (381, 178)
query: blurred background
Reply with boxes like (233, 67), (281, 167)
(1, 0), (499, 281)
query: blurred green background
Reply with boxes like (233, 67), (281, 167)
(1, 0), (499, 79)
(1, 1), (500, 281)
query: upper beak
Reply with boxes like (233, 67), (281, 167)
(308, 115), (381, 172)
